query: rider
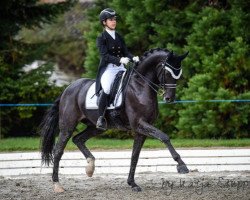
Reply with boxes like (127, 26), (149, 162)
(96, 8), (139, 130)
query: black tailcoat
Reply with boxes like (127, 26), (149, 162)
(95, 30), (133, 94)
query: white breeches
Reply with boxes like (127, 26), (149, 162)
(100, 63), (126, 94)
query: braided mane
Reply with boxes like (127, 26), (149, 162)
(135, 48), (170, 67)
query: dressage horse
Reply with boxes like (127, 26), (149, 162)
(39, 48), (189, 193)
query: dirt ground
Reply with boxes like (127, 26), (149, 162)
(0, 171), (249, 200)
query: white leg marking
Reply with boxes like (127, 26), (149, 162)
(53, 182), (65, 193)
(86, 157), (95, 177)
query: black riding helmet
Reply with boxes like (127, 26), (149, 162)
(99, 8), (116, 25)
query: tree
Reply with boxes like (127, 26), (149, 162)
(0, 0), (75, 137)
(176, 3), (250, 138)
(18, 2), (92, 74)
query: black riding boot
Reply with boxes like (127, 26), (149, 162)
(96, 92), (109, 130)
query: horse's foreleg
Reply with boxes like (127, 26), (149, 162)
(136, 119), (189, 174)
(127, 133), (146, 192)
(72, 126), (103, 177)
(52, 130), (72, 193)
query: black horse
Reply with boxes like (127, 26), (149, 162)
(39, 48), (189, 193)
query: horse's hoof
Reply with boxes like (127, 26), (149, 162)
(177, 164), (189, 174)
(86, 158), (95, 177)
(132, 186), (142, 192)
(54, 182), (65, 193)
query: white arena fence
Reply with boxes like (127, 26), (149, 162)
(0, 149), (249, 176)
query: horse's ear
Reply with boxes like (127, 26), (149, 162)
(178, 51), (189, 61)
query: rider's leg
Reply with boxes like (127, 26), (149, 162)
(96, 91), (109, 130)
(96, 66), (114, 130)
(96, 64), (126, 130)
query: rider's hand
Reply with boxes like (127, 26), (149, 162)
(132, 56), (139, 62)
(120, 57), (130, 65)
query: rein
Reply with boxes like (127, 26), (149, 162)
(132, 67), (160, 93)
(131, 60), (179, 95)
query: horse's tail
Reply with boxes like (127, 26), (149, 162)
(39, 96), (61, 166)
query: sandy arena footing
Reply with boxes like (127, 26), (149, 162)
(0, 171), (249, 200)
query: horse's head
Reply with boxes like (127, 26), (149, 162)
(157, 51), (189, 103)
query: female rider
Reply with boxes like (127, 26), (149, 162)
(96, 8), (139, 130)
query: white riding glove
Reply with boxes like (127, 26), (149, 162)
(120, 57), (130, 65)
(132, 56), (139, 62)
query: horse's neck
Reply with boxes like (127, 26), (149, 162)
(126, 52), (167, 104)
(134, 53), (165, 86)
(127, 67), (158, 105)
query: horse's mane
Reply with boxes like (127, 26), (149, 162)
(135, 48), (170, 67)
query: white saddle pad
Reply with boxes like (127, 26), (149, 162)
(85, 82), (123, 110)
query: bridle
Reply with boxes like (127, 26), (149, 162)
(131, 57), (182, 95)
(158, 57), (182, 90)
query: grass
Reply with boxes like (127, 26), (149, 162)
(0, 137), (249, 152)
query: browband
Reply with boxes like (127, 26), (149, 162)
(164, 66), (182, 79)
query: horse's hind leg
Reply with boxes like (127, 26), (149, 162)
(52, 127), (75, 193)
(72, 125), (103, 177)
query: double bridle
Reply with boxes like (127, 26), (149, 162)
(131, 58), (182, 94)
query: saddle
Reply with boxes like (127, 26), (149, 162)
(85, 71), (130, 110)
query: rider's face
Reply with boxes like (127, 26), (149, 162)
(103, 17), (117, 30)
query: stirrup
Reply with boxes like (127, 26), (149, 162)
(96, 116), (107, 130)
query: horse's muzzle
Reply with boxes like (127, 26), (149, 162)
(163, 87), (176, 103)
(164, 96), (175, 103)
